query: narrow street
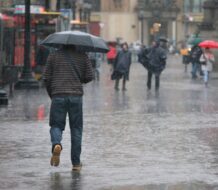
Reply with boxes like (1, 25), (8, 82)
(1, 55), (218, 190)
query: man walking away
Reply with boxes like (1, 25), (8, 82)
(146, 39), (167, 90)
(190, 45), (203, 79)
(43, 45), (93, 172)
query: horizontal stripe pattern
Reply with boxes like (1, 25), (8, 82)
(43, 49), (93, 97)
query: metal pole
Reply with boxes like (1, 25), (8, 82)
(56, 0), (61, 11)
(0, 19), (4, 65)
(23, 0), (31, 78)
(72, 0), (76, 20)
(141, 18), (144, 44)
(0, 18), (8, 105)
(15, 0), (39, 89)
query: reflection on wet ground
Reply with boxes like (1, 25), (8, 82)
(1, 56), (218, 189)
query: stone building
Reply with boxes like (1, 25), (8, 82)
(198, 0), (218, 69)
(198, 0), (218, 40)
(90, 0), (139, 43)
(136, 0), (179, 45)
(91, 0), (206, 46)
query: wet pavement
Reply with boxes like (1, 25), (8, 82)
(1, 55), (218, 190)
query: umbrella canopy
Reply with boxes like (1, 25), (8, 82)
(188, 37), (202, 45)
(198, 40), (218, 48)
(41, 30), (109, 53)
(158, 36), (168, 43)
(187, 34), (203, 46)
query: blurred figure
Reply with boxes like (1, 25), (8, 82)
(106, 43), (117, 71)
(111, 42), (132, 91)
(138, 44), (147, 63)
(146, 39), (167, 90)
(199, 48), (215, 87)
(130, 41), (141, 62)
(88, 52), (102, 81)
(35, 45), (51, 80)
(190, 45), (203, 79)
(180, 45), (190, 72)
(35, 35), (57, 80)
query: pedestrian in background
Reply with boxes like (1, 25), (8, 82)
(43, 45), (93, 172)
(146, 39), (167, 90)
(190, 44), (203, 79)
(199, 47), (215, 87)
(138, 44), (147, 63)
(111, 42), (132, 91)
(35, 45), (57, 80)
(89, 52), (102, 81)
(180, 45), (190, 72)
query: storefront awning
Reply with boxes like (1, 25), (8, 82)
(14, 5), (61, 16)
(0, 13), (14, 21)
(40, 12), (61, 16)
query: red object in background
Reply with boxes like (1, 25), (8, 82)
(89, 22), (100, 36)
(198, 40), (218, 49)
(13, 15), (36, 67)
(0, 13), (14, 27)
(107, 45), (117, 59)
(37, 104), (45, 121)
(14, 46), (24, 66)
(0, 13), (13, 21)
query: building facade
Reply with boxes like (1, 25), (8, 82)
(90, 0), (207, 46)
(198, 0), (218, 70)
(90, 0), (139, 44)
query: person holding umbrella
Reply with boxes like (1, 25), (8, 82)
(42, 31), (108, 172)
(198, 40), (218, 86)
(44, 45), (93, 171)
(199, 47), (215, 87)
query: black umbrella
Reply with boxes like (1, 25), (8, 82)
(41, 30), (109, 53)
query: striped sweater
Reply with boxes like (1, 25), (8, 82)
(43, 49), (93, 97)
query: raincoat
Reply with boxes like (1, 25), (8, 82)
(190, 45), (202, 64)
(200, 52), (215, 72)
(146, 46), (167, 75)
(111, 50), (131, 80)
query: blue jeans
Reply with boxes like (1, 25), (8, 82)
(191, 62), (200, 78)
(49, 96), (83, 165)
(203, 70), (209, 83)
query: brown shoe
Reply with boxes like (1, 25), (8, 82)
(72, 163), (82, 172)
(50, 144), (62, 166)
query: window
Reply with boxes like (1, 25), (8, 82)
(163, 0), (170, 7)
(113, 0), (122, 8)
(91, 0), (101, 11)
(184, 0), (189, 13)
(193, 0), (202, 12)
(183, 0), (205, 13)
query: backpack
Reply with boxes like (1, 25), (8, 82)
(190, 46), (202, 63)
(138, 47), (150, 69)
